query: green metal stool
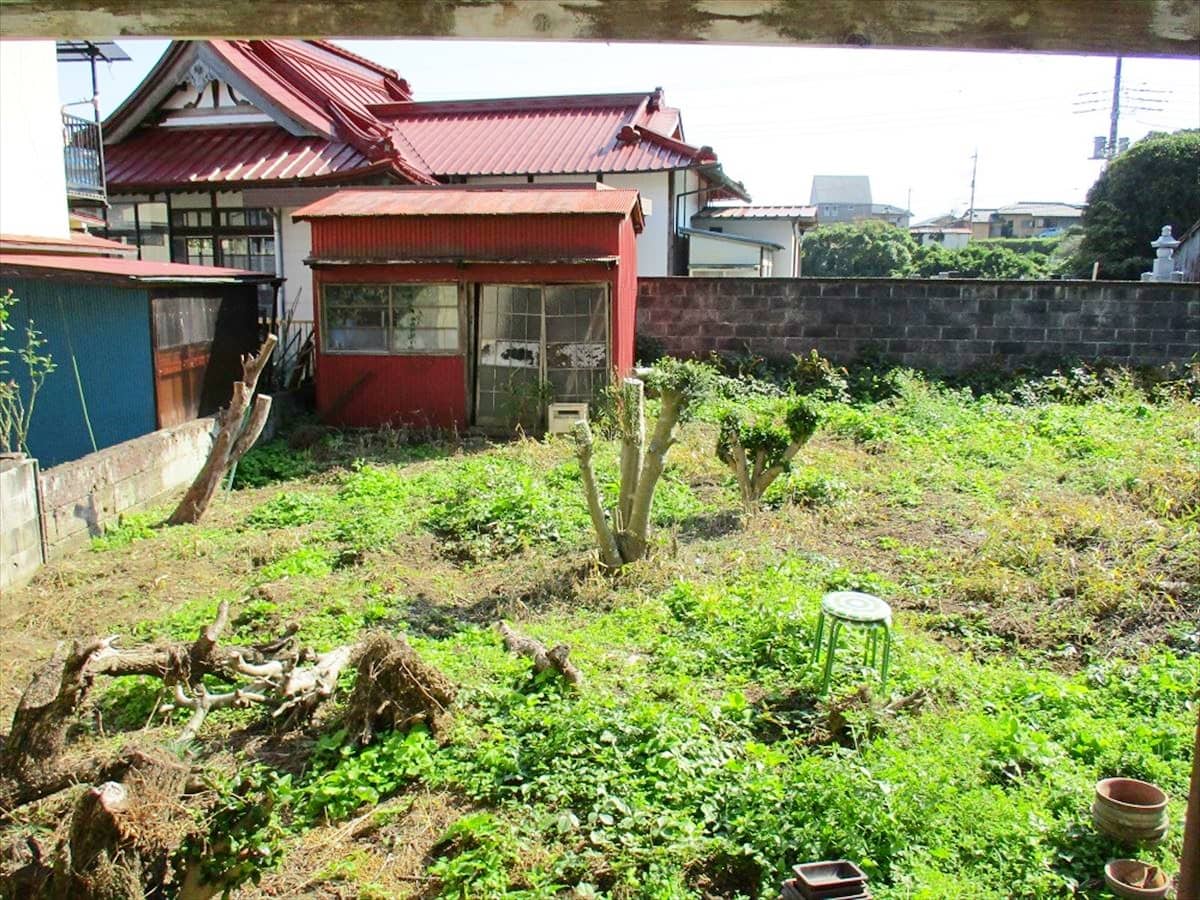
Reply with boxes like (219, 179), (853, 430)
(811, 591), (893, 694)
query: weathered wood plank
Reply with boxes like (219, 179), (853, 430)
(0, 1), (1197, 58)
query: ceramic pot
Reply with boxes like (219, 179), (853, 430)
(1103, 859), (1169, 899)
(1093, 778), (1169, 845)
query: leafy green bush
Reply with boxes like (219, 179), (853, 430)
(91, 510), (159, 551)
(245, 491), (332, 529)
(232, 439), (319, 488)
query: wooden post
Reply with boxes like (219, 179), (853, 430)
(1179, 710), (1199, 900)
(167, 335), (276, 526)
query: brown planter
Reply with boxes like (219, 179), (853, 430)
(790, 860), (869, 899)
(1093, 778), (1170, 845)
(1103, 859), (1169, 899)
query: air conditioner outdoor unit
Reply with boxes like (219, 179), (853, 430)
(547, 402), (588, 435)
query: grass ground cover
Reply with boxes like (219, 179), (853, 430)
(1, 360), (1195, 899)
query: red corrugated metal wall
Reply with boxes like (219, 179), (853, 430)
(310, 210), (638, 428)
(310, 214), (620, 260)
(317, 353), (466, 429)
(614, 216), (638, 376)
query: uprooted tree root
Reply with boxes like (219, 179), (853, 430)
(0, 609), (456, 900)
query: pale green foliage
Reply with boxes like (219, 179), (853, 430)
(0, 289), (56, 453)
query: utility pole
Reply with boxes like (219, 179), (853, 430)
(1108, 56), (1122, 160)
(967, 149), (978, 226)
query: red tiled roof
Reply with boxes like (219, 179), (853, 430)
(293, 185), (643, 230)
(0, 253), (274, 282)
(698, 204), (818, 220)
(106, 126), (389, 191)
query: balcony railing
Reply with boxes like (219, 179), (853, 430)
(62, 112), (105, 203)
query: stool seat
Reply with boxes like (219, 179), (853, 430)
(821, 591), (892, 624)
(811, 591), (894, 694)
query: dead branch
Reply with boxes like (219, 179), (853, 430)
(168, 334), (277, 526)
(344, 633), (457, 745)
(497, 621), (584, 687)
(1, 602), (352, 811)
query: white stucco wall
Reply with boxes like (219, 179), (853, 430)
(279, 210), (313, 321)
(687, 232), (772, 271)
(0, 41), (69, 238)
(692, 217), (797, 276)
(463, 171), (674, 276)
(603, 172), (671, 276)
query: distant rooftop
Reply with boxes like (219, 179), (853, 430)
(810, 175), (872, 206)
(696, 204), (817, 221)
(997, 202), (1085, 217)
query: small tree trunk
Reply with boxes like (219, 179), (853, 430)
(622, 388), (683, 562)
(572, 420), (623, 570)
(168, 335), (277, 526)
(753, 442), (803, 498)
(616, 378), (645, 529)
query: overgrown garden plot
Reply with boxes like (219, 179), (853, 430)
(1, 361), (1196, 899)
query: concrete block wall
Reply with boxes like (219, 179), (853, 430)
(1, 457), (43, 593)
(38, 417), (216, 560)
(637, 278), (1200, 371)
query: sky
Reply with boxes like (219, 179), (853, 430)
(58, 38), (1200, 222)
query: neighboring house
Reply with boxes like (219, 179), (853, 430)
(293, 185), (641, 431)
(100, 40), (748, 323)
(0, 40), (271, 467)
(969, 208), (997, 241)
(909, 225), (971, 249)
(987, 202), (1084, 238)
(809, 176), (910, 227)
(689, 204), (817, 276)
(1173, 219), (1200, 282)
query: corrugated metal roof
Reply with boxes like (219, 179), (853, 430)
(696, 204), (817, 220)
(997, 202), (1084, 217)
(0, 253), (274, 282)
(106, 126), (382, 190)
(0, 231), (136, 257)
(370, 93), (710, 176)
(293, 186), (643, 222)
(104, 43), (744, 193)
(810, 175), (872, 205)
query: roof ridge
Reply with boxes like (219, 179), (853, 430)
(370, 90), (661, 117)
(305, 39), (402, 80)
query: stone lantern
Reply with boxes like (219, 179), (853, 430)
(1141, 225), (1183, 282)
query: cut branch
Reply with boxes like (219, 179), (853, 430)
(616, 377), (645, 527)
(168, 334), (277, 526)
(623, 387), (683, 562)
(498, 621), (584, 687)
(572, 419), (622, 570)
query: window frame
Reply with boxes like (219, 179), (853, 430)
(320, 282), (463, 357)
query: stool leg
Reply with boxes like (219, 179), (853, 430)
(821, 620), (841, 694)
(880, 626), (892, 689)
(869, 629), (878, 667)
(812, 612), (825, 665)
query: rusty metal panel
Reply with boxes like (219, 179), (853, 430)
(309, 212), (623, 261)
(296, 187), (642, 218)
(150, 286), (260, 428)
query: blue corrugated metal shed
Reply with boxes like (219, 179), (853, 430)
(4, 277), (157, 466)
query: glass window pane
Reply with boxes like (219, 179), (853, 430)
(389, 284), (459, 353)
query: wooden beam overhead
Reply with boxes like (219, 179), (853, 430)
(1, 0), (1198, 58)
